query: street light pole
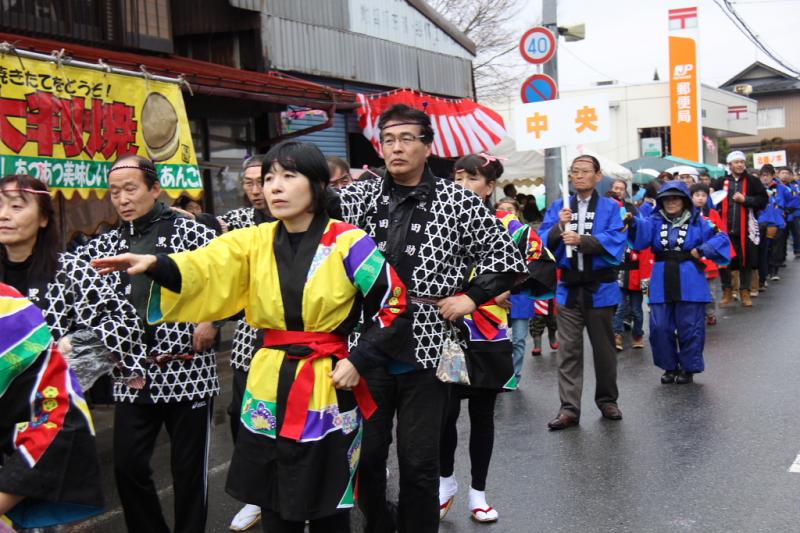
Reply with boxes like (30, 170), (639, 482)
(542, 0), (562, 208)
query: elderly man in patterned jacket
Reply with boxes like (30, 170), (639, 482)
(80, 155), (219, 533)
(215, 155), (274, 532)
(333, 104), (527, 533)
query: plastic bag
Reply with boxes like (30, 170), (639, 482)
(436, 323), (470, 385)
(63, 329), (117, 391)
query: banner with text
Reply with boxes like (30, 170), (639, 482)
(0, 53), (201, 199)
(668, 6), (702, 163)
(511, 95), (610, 152)
(754, 150), (787, 170)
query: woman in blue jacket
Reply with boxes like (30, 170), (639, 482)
(629, 181), (731, 384)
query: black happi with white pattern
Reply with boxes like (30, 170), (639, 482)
(78, 218), (220, 403)
(218, 207), (258, 232)
(218, 206), (270, 371)
(24, 252), (147, 379)
(339, 174), (526, 368)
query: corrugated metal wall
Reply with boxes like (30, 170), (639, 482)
(264, 16), (473, 98)
(265, 0), (349, 29)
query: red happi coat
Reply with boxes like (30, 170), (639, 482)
(620, 247), (654, 291)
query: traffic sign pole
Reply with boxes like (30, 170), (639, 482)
(542, 0), (562, 210)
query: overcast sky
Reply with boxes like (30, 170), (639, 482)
(504, 0), (800, 94)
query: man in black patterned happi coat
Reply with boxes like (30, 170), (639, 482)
(79, 155), (219, 533)
(334, 104), (527, 533)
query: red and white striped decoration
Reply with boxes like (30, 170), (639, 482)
(356, 89), (508, 158)
(534, 300), (549, 316)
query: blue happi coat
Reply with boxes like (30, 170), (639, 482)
(758, 179), (790, 229)
(629, 181), (731, 304)
(787, 181), (800, 222)
(540, 190), (627, 307)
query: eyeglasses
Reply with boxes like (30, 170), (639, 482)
(380, 134), (425, 147)
(242, 178), (263, 189)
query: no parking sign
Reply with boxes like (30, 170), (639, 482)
(519, 26), (557, 65)
(520, 74), (558, 103)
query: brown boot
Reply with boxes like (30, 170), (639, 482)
(720, 288), (734, 307)
(731, 271), (740, 292)
(740, 289), (753, 307)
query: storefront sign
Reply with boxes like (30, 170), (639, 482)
(641, 137), (663, 157)
(0, 53), (201, 199)
(668, 6), (702, 163)
(511, 95), (610, 151)
(754, 150), (787, 170)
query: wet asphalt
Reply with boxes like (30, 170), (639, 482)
(64, 259), (800, 533)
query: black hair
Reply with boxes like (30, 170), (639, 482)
(571, 154), (601, 172)
(522, 195), (542, 223)
(759, 164), (776, 175)
(777, 166), (792, 173)
(453, 153), (504, 183)
(377, 104), (435, 145)
(111, 154), (159, 189)
(0, 175), (62, 284)
(690, 183), (710, 196)
(502, 184), (516, 196)
(263, 141), (330, 215)
(644, 180), (661, 199)
(173, 194), (201, 210)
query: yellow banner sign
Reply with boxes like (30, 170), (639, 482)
(0, 54), (201, 198)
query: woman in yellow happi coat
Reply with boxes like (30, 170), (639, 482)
(93, 141), (412, 533)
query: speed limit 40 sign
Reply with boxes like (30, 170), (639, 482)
(519, 26), (556, 65)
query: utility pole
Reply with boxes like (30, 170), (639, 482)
(542, 0), (562, 208)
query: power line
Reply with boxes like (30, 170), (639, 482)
(713, 0), (800, 78)
(560, 44), (629, 85)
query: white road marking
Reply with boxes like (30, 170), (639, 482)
(788, 453), (800, 473)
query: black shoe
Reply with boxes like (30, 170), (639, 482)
(661, 371), (677, 384)
(675, 370), (694, 384)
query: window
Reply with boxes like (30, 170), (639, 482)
(757, 108), (785, 129)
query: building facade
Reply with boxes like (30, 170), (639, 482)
(720, 62), (800, 169)
(0, 0), (475, 237)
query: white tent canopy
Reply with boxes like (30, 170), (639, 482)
(491, 136), (545, 182)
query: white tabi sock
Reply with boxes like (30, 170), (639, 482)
(439, 475), (458, 504)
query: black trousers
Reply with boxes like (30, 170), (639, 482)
(228, 368), (248, 442)
(261, 508), (350, 533)
(440, 387), (498, 491)
(358, 367), (447, 533)
(113, 399), (212, 533)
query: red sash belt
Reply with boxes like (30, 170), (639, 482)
(263, 329), (377, 441)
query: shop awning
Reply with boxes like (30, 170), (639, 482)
(357, 89), (507, 158)
(0, 32), (359, 110)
